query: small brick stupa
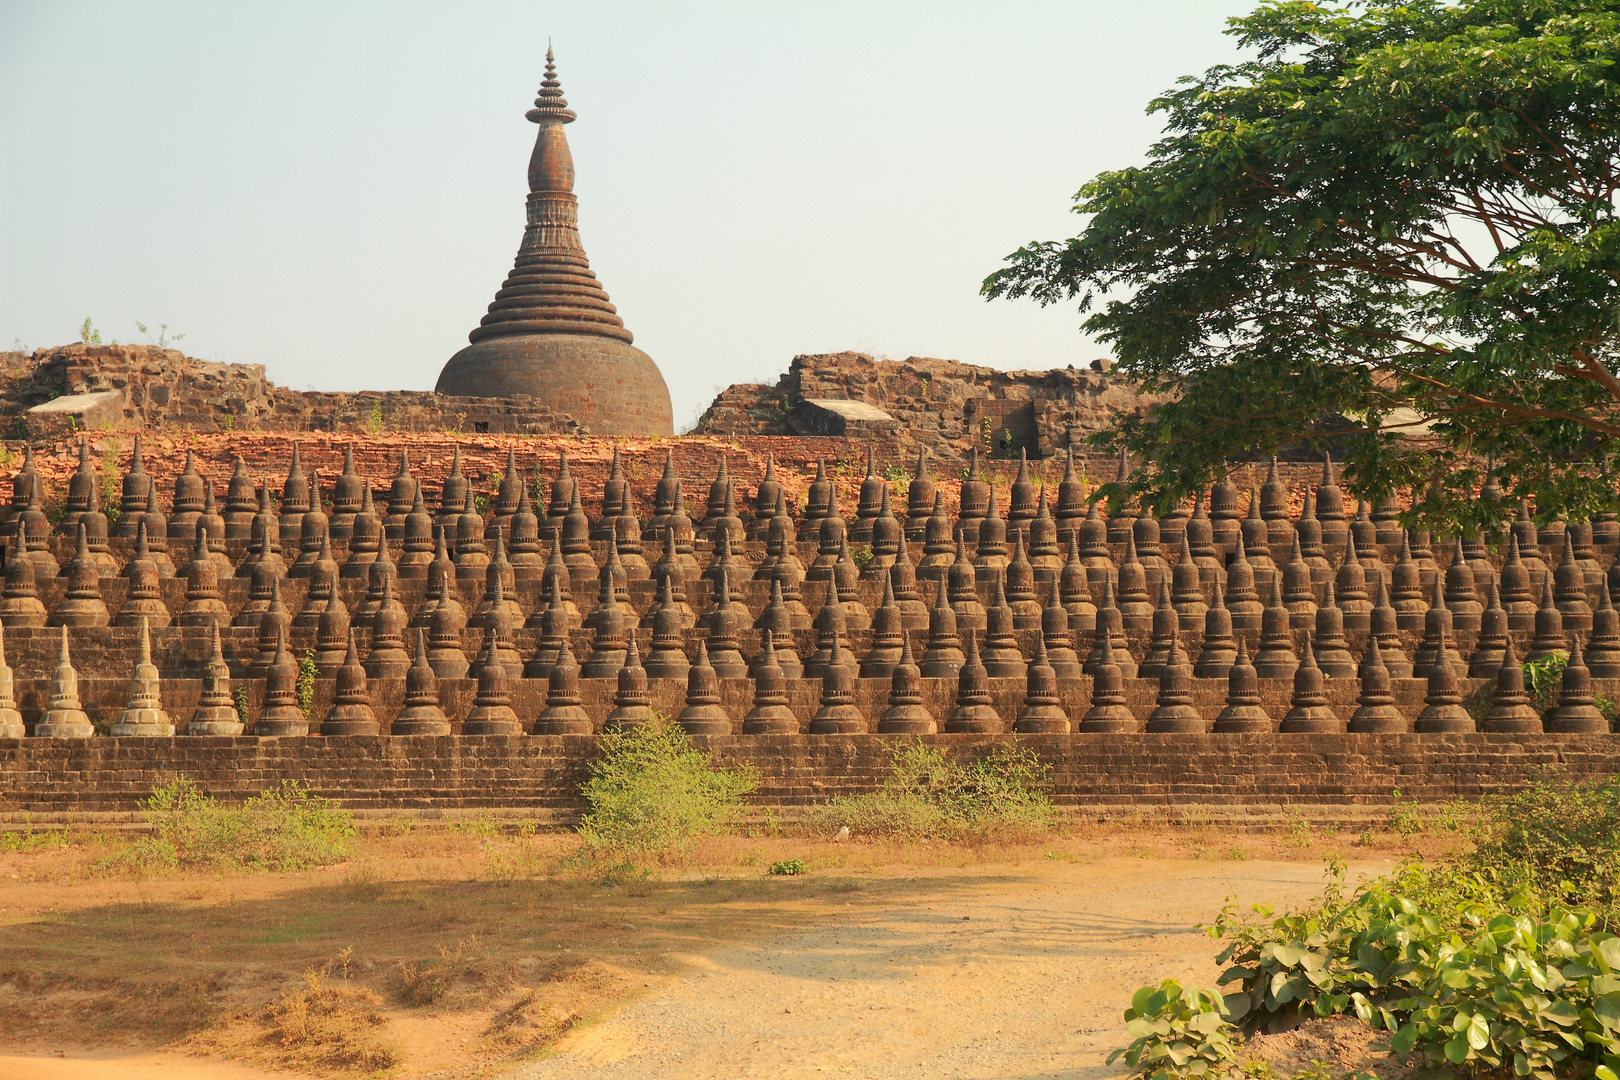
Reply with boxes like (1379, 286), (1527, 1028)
(436, 46), (674, 436)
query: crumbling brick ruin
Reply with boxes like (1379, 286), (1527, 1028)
(0, 344), (593, 440)
(0, 431), (1613, 821)
(693, 352), (1176, 461)
(0, 343), (1168, 462)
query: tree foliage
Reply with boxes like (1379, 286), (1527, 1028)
(985, 0), (1620, 531)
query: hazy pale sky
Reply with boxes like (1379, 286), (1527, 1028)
(1, 1), (1254, 429)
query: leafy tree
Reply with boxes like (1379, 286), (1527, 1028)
(984, 0), (1620, 532)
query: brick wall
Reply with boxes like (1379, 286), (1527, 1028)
(1, 733), (1614, 825)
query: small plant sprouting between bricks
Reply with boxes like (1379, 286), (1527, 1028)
(768, 859), (808, 877)
(99, 441), (121, 522)
(297, 651), (319, 720)
(880, 463), (909, 499)
(134, 320), (184, 349)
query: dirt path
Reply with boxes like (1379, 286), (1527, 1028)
(521, 858), (1385, 1080)
(0, 856), (1385, 1080)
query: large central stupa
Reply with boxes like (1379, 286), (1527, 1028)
(436, 47), (674, 436)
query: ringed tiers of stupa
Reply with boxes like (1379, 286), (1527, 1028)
(435, 47), (675, 438)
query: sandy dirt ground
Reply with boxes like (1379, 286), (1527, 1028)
(0, 1051), (280, 1080)
(0, 856), (1389, 1080)
(519, 858), (1388, 1080)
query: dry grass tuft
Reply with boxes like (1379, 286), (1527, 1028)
(484, 988), (578, 1052)
(397, 934), (489, 1007)
(262, 969), (397, 1073)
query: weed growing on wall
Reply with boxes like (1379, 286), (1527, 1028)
(134, 320), (185, 349)
(98, 439), (120, 522)
(576, 714), (756, 859)
(530, 465), (547, 508)
(0, 818), (71, 851)
(297, 652), (318, 720)
(880, 463), (909, 500)
(1524, 651), (1571, 715)
(810, 741), (1053, 841)
(1522, 652), (1619, 723)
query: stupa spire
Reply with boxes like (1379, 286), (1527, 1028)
(434, 45), (673, 433)
(438, 45), (674, 434)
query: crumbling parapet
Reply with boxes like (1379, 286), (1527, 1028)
(693, 352), (1171, 460)
(1, 345), (594, 438)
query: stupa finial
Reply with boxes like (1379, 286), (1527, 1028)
(528, 42), (576, 126)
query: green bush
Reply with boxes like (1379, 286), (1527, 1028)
(1109, 980), (1238, 1080)
(1191, 867), (1620, 1080)
(768, 859), (807, 876)
(576, 714), (757, 857)
(809, 741), (1053, 841)
(1112, 773), (1620, 1080)
(1470, 772), (1620, 918)
(103, 778), (355, 873)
